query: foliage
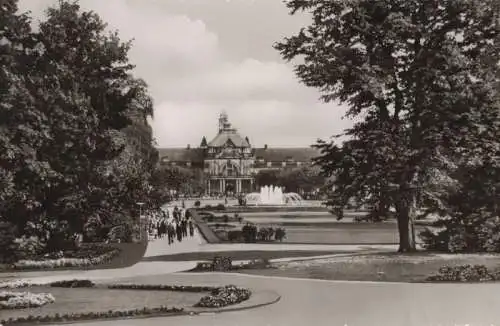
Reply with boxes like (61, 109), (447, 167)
(194, 200), (201, 207)
(107, 284), (215, 292)
(426, 264), (499, 282)
(420, 164), (500, 252)
(194, 285), (251, 308)
(0, 222), (18, 263)
(274, 227), (286, 242)
(211, 256), (233, 271)
(49, 279), (95, 288)
(241, 223), (258, 243)
(227, 230), (243, 242)
(0, 0), (158, 251)
(254, 170), (280, 188)
(275, 0), (500, 252)
(278, 165), (325, 193)
(254, 166), (326, 193)
(0, 306), (184, 325)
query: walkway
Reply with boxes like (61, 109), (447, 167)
(68, 272), (500, 326)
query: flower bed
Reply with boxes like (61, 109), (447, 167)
(0, 281), (35, 289)
(0, 306), (184, 325)
(11, 248), (119, 270)
(49, 279), (95, 288)
(194, 285), (251, 308)
(107, 283), (216, 292)
(0, 291), (55, 310)
(426, 264), (500, 282)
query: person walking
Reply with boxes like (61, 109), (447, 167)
(169, 223), (175, 244)
(176, 222), (182, 242)
(188, 219), (195, 237)
(181, 219), (187, 237)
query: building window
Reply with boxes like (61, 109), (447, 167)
(224, 163), (238, 176)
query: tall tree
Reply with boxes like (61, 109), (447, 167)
(0, 0), (48, 229)
(275, 0), (500, 252)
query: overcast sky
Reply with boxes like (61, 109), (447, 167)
(18, 0), (352, 148)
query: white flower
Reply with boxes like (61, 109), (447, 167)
(0, 291), (55, 309)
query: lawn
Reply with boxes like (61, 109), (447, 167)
(208, 220), (427, 245)
(142, 250), (349, 262)
(1, 285), (204, 321)
(237, 252), (500, 282)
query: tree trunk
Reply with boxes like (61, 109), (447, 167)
(395, 189), (417, 253)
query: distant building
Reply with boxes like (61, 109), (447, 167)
(157, 112), (319, 195)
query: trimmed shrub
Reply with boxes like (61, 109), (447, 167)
(274, 227), (286, 242)
(241, 224), (257, 243)
(227, 230), (243, 242)
(215, 203), (225, 211)
(194, 200), (201, 207)
(212, 256), (232, 271)
(49, 279), (95, 288)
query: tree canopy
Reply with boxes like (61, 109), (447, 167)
(275, 0), (500, 252)
(0, 0), (159, 247)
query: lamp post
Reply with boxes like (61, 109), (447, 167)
(136, 202), (145, 241)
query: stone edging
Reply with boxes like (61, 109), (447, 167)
(189, 209), (222, 244)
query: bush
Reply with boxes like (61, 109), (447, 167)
(107, 224), (134, 243)
(222, 215), (230, 223)
(194, 200), (201, 207)
(215, 203), (225, 211)
(241, 224), (257, 243)
(227, 230), (243, 242)
(420, 214), (500, 253)
(83, 215), (103, 243)
(13, 236), (46, 261)
(212, 256), (232, 271)
(49, 279), (95, 288)
(426, 264), (499, 282)
(257, 227), (275, 241)
(0, 222), (18, 264)
(274, 227), (286, 242)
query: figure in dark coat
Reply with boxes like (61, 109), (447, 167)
(176, 222), (182, 242)
(188, 220), (195, 237)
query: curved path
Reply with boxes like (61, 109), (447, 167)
(11, 201), (500, 325)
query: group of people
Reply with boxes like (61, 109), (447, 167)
(147, 206), (195, 245)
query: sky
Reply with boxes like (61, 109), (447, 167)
(18, 0), (352, 148)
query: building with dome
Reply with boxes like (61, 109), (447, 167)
(157, 112), (320, 195)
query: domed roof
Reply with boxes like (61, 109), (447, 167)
(208, 112), (251, 148)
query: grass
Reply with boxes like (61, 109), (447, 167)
(142, 250), (349, 262)
(1, 285), (205, 321)
(0, 238), (148, 276)
(237, 252), (500, 282)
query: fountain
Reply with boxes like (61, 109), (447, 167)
(245, 185), (304, 206)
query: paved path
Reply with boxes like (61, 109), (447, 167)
(65, 272), (500, 326)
